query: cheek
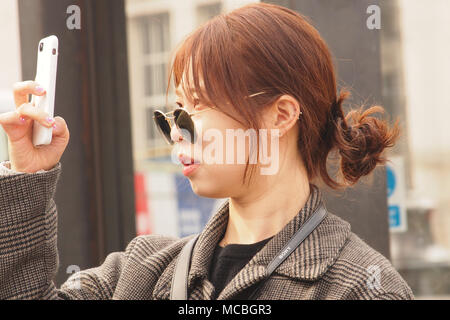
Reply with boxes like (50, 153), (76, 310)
(191, 140), (248, 197)
(186, 114), (254, 197)
(195, 114), (252, 162)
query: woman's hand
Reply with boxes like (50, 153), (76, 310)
(0, 80), (70, 173)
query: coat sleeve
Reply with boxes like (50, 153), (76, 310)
(0, 161), (137, 299)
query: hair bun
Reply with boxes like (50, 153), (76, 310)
(334, 105), (400, 187)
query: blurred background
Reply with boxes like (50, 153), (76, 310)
(0, 0), (449, 299)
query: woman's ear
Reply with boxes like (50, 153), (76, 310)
(268, 95), (301, 137)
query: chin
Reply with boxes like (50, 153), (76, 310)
(186, 164), (244, 198)
(186, 173), (234, 199)
(189, 180), (228, 199)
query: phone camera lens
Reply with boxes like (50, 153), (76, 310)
(39, 42), (43, 51)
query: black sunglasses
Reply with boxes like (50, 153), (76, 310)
(153, 107), (211, 145)
(153, 91), (266, 145)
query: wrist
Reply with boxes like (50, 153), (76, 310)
(8, 160), (57, 174)
(10, 163), (27, 173)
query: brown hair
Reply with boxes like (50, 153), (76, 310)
(166, 2), (400, 190)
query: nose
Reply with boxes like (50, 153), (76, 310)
(170, 125), (184, 143)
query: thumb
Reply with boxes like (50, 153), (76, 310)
(51, 116), (70, 140)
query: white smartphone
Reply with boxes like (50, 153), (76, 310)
(31, 35), (58, 147)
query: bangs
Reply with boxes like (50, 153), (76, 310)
(166, 14), (257, 126)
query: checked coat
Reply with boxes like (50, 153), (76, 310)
(0, 161), (414, 299)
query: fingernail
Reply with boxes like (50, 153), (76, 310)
(36, 86), (45, 93)
(47, 117), (54, 123)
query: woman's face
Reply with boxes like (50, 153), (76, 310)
(172, 83), (264, 199)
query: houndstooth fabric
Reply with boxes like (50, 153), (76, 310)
(0, 161), (414, 300)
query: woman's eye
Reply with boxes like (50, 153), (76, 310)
(175, 99), (202, 111)
(193, 99), (201, 109)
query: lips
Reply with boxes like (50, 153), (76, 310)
(178, 153), (200, 166)
(178, 153), (200, 177)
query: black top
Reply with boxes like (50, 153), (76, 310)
(208, 236), (273, 299)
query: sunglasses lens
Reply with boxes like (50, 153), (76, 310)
(174, 109), (196, 144)
(153, 111), (173, 145)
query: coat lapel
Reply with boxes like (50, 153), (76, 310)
(216, 183), (351, 299)
(153, 183), (351, 300)
(152, 199), (229, 300)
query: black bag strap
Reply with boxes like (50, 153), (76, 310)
(170, 201), (328, 300)
(266, 202), (328, 276)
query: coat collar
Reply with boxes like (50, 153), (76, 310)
(153, 183), (351, 300)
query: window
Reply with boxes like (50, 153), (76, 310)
(137, 12), (171, 150)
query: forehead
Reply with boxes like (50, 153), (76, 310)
(175, 82), (205, 97)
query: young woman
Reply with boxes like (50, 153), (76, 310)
(0, 3), (413, 299)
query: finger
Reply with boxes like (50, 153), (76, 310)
(51, 116), (69, 140)
(13, 81), (46, 108)
(16, 103), (55, 128)
(0, 110), (22, 126)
